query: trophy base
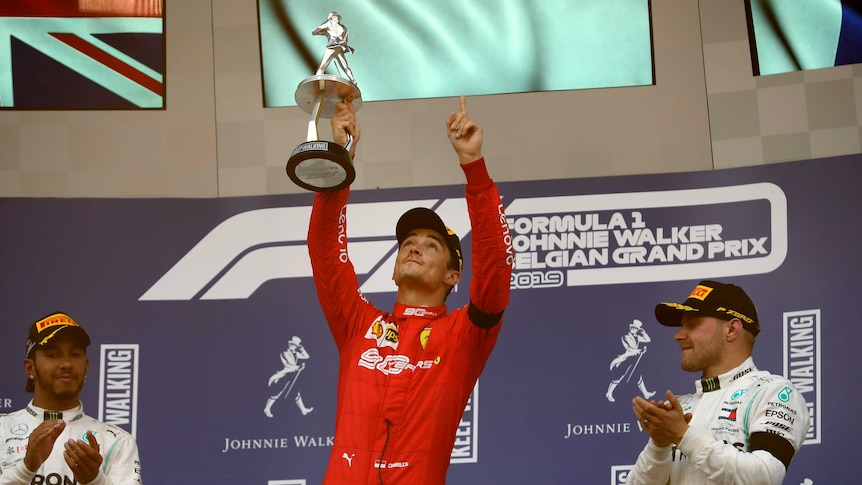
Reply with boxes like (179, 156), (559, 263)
(286, 141), (355, 192)
(295, 74), (361, 117)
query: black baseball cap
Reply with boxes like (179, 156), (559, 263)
(396, 207), (463, 272)
(25, 312), (91, 357)
(655, 280), (760, 336)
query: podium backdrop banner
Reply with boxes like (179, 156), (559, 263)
(1, 154), (857, 483)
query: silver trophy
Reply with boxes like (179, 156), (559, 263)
(287, 11), (362, 192)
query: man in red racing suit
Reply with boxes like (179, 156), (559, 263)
(308, 95), (512, 484)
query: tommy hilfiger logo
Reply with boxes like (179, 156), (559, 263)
(719, 407), (737, 421)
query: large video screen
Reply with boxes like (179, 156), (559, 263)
(258, 0), (654, 107)
(0, 0), (165, 109)
(746, 0), (862, 76)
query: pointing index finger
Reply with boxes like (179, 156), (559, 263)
(459, 94), (467, 116)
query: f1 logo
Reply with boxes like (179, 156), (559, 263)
(139, 199), (469, 301)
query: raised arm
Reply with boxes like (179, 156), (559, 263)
(448, 96), (513, 327)
(446, 94), (483, 165)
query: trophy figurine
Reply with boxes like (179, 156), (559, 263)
(286, 11), (362, 192)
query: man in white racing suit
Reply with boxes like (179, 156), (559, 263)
(627, 280), (808, 485)
(0, 312), (142, 484)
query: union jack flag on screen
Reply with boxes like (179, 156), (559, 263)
(0, 0), (164, 109)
